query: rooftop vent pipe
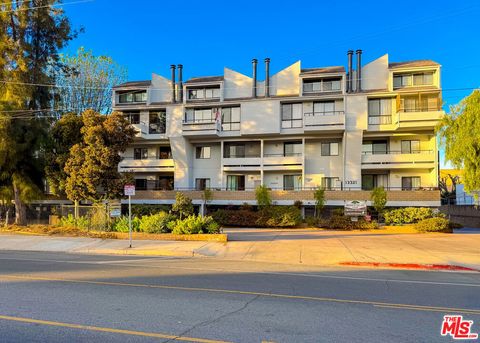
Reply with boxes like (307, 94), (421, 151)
(170, 64), (176, 103)
(264, 58), (270, 97)
(252, 59), (258, 98)
(177, 64), (183, 102)
(347, 50), (353, 93)
(356, 49), (362, 92)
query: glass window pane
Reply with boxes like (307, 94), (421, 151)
(411, 140), (420, 153)
(424, 73), (433, 85)
(324, 101), (334, 114)
(303, 83), (313, 92)
(314, 102), (324, 113)
(312, 82), (321, 91)
(413, 74), (423, 86)
(368, 99), (380, 115)
(393, 76), (402, 88)
(292, 104), (302, 119)
(402, 75), (412, 86)
(321, 143), (330, 156)
(213, 88), (220, 98)
(231, 107), (240, 121)
(330, 143), (339, 156)
(332, 80), (341, 90)
(281, 121), (291, 128)
(282, 104), (292, 120)
(401, 141), (411, 154)
(323, 81), (332, 91)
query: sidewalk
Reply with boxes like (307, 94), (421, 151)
(1, 228), (480, 270)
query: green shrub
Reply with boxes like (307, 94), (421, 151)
(305, 216), (320, 226)
(113, 216), (141, 232)
(414, 217), (452, 233)
(259, 206), (302, 227)
(139, 212), (176, 233)
(319, 215), (379, 230)
(131, 204), (170, 217)
(255, 185), (272, 209)
(59, 214), (90, 229)
(384, 207), (435, 225)
(212, 209), (260, 227)
(169, 215), (221, 234)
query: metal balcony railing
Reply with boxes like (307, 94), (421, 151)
(368, 115), (392, 125)
(397, 105), (442, 113)
(361, 150), (434, 155)
(304, 110), (345, 116)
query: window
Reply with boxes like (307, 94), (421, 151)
(149, 111), (166, 134)
(281, 103), (302, 128)
(123, 112), (140, 124)
(368, 99), (392, 124)
(224, 144), (245, 158)
(158, 146), (172, 159)
(156, 176), (174, 191)
(362, 141), (388, 155)
(322, 177), (339, 190)
(187, 87), (220, 100)
(400, 94), (439, 112)
(226, 175), (245, 191)
(401, 140), (421, 154)
(393, 72), (434, 89)
(135, 179), (147, 190)
(303, 78), (341, 93)
(284, 142), (302, 156)
(134, 148), (148, 160)
(362, 174), (388, 190)
(321, 142), (339, 156)
(221, 107), (240, 131)
(195, 178), (211, 191)
(118, 91), (147, 103)
(402, 176), (421, 190)
(283, 175), (302, 190)
(184, 108), (218, 123)
(313, 101), (335, 115)
(196, 146), (211, 159)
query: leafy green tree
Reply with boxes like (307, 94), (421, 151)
(0, 0), (76, 225)
(313, 187), (325, 218)
(55, 47), (127, 115)
(171, 192), (194, 219)
(45, 113), (84, 196)
(371, 187), (387, 221)
(255, 185), (272, 209)
(437, 90), (480, 196)
(64, 110), (135, 203)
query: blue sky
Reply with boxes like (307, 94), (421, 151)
(63, 0), (480, 168)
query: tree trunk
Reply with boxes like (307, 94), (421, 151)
(13, 183), (27, 226)
(4, 209), (9, 228)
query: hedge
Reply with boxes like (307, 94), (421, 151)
(384, 207), (436, 225)
(414, 217), (452, 233)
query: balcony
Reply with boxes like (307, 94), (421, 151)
(222, 154), (261, 171)
(361, 150), (436, 169)
(304, 111), (345, 132)
(182, 120), (220, 137)
(397, 106), (443, 128)
(129, 189), (440, 206)
(118, 158), (175, 173)
(262, 153), (303, 171)
(367, 114), (398, 131)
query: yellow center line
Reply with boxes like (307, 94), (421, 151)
(0, 314), (231, 343)
(2, 274), (480, 315)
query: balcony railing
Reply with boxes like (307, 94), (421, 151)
(368, 115), (392, 125)
(263, 153), (302, 157)
(397, 105), (442, 113)
(135, 180), (174, 191)
(183, 119), (216, 124)
(361, 150), (434, 155)
(304, 110), (345, 117)
(223, 154), (261, 158)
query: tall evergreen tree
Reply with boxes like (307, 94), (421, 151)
(0, 0), (76, 225)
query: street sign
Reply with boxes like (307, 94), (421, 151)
(344, 200), (367, 217)
(124, 184), (135, 196)
(110, 209), (121, 217)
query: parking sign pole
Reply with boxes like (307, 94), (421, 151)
(128, 194), (132, 248)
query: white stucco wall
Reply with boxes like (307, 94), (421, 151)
(241, 100), (281, 135)
(223, 68), (253, 99)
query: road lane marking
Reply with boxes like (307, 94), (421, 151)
(2, 274), (480, 316)
(374, 304), (480, 315)
(1, 256), (480, 288)
(0, 314), (231, 343)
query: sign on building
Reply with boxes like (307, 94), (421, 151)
(344, 200), (367, 217)
(124, 184), (135, 196)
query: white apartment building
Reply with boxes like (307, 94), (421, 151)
(113, 51), (443, 208)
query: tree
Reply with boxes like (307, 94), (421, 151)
(313, 187), (325, 218)
(64, 110), (135, 203)
(45, 113), (84, 196)
(439, 173), (460, 205)
(0, 0), (77, 225)
(255, 185), (272, 210)
(371, 187), (387, 221)
(54, 47), (127, 115)
(201, 188), (213, 216)
(171, 192), (194, 219)
(437, 90), (480, 196)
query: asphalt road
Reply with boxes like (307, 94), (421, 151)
(0, 251), (479, 342)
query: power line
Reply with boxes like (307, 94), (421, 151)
(0, 0), (93, 13)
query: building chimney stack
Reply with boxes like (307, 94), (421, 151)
(252, 59), (258, 98)
(264, 58), (270, 97)
(177, 64), (183, 102)
(356, 49), (362, 92)
(170, 64), (176, 103)
(347, 50), (353, 93)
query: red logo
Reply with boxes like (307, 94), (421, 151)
(441, 315), (478, 340)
